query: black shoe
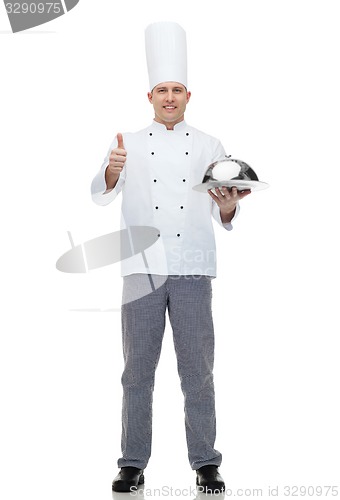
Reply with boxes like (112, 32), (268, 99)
(196, 465), (225, 493)
(112, 467), (144, 492)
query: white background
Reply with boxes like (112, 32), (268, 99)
(1, 0), (339, 499)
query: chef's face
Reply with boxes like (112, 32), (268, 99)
(148, 82), (191, 130)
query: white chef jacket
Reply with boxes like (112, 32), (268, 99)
(91, 120), (239, 278)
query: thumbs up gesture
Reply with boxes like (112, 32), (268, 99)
(105, 133), (127, 190)
(108, 133), (127, 178)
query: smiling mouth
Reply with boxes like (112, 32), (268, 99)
(163, 106), (176, 110)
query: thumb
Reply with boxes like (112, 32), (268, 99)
(117, 133), (124, 149)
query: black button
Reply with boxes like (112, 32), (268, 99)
(182, 179), (186, 182)
(151, 152), (155, 155)
(154, 179), (157, 182)
(157, 234), (160, 237)
(149, 133), (153, 136)
(155, 206), (159, 209)
(180, 206), (184, 209)
(177, 234), (181, 237)
(186, 132), (189, 136)
(185, 152), (189, 155)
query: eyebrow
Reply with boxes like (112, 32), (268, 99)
(155, 86), (184, 91)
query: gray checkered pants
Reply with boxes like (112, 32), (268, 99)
(117, 274), (222, 470)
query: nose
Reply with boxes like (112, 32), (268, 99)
(166, 91), (174, 102)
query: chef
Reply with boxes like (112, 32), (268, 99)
(91, 21), (250, 493)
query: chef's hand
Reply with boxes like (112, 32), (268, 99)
(105, 133), (126, 190)
(108, 133), (127, 176)
(208, 186), (251, 223)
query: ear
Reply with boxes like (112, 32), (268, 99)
(147, 92), (153, 104)
(186, 91), (191, 104)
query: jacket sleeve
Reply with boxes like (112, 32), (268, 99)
(210, 138), (240, 230)
(90, 137), (126, 206)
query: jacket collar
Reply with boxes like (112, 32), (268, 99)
(151, 120), (187, 132)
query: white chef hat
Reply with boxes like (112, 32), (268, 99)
(145, 21), (188, 91)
